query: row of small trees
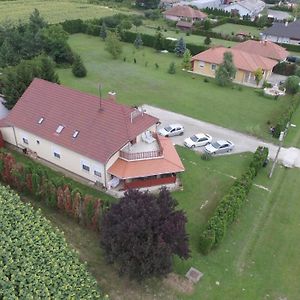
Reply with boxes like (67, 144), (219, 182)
(199, 146), (269, 254)
(0, 151), (109, 230)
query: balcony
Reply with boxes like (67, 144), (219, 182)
(119, 133), (164, 161)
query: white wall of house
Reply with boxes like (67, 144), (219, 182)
(261, 34), (299, 45)
(165, 15), (180, 21)
(1, 126), (106, 185)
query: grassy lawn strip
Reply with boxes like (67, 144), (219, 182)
(58, 34), (292, 143)
(284, 103), (300, 148)
(0, 0), (133, 24)
(212, 23), (261, 38)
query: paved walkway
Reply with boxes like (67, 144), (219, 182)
(144, 105), (300, 168)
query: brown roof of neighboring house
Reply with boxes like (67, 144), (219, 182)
(108, 135), (184, 179)
(233, 40), (288, 61)
(191, 46), (277, 72)
(1, 79), (158, 164)
(163, 5), (207, 19)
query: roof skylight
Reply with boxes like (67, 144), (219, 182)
(72, 130), (79, 138)
(56, 125), (64, 134)
(38, 117), (44, 124)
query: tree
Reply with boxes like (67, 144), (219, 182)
(72, 54), (87, 78)
(134, 33), (143, 49)
(204, 35), (211, 45)
(135, 0), (160, 9)
(285, 75), (300, 94)
(121, 19), (132, 30)
(100, 188), (189, 280)
(132, 16), (143, 31)
(168, 62), (176, 74)
(99, 22), (107, 41)
(174, 37), (186, 57)
(256, 15), (268, 28)
(105, 31), (122, 59)
(215, 52), (236, 86)
(153, 30), (164, 51)
(181, 49), (192, 70)
(39, 55), (60, 83)
(203, 19), (211, 31)
(28, 8), (47, 33)
(0, 39), (19, 67)
(254, 68), (263, 86)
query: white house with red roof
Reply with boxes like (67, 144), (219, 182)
(0, 79), (184, 190)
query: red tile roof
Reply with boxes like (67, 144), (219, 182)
(192, 46), (277, 72)
(108, 135), (184, 179)
(1, 79), (158, 163)
(164, 5), (207, 19)
(233, 40), (288, 61)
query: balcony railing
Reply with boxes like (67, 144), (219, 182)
(119, 149), (163, 161)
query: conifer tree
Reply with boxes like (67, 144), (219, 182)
(134, 33), (143, 49)
(174, 37), (186, 57)
(100, 22), (107, 41)
(181, 49), (192, 70)
(72, 54), (87, 78)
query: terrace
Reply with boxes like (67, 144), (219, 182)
(119, 133), (164, 161)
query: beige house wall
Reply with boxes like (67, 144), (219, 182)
(192, 60), (273, 85)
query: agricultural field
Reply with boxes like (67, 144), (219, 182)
(131, 25), (238, 47)
(57, 34), (291, 142)
(212, 23), (261, 38)
(0, 0), (133, 24)
(0, 185), (104, 299)
(24, 148), (300, 299)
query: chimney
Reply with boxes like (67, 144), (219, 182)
(108, 91), (116, 101)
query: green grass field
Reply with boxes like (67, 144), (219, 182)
(57, 34), (292, 142)
(25, 148), (300, 299)
(284, 103), (300, 148)
(132, 25), (238, 47)
(0, 0), (133, 24)
(212, 23), (261, 38)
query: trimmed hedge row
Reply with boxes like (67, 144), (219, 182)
(278, 43), (300, 53)
(0, 150), (111, 231)
(199, 146), (269, 255)
(273, 95), (300, 138)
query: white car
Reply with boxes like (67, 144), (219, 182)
(204, 140), (234, 154)
(158, 124), (184, 137)
(184, 133), (212, 148)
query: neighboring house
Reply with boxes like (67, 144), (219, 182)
(179, 0), (222, 9)
(163, 5), (207, 24)
(160, 0), (180, 9)
(222, 0), (265, 18)
(261, 20), (300, 45)
(191, 46), (277, 86)
(267, 9), (291, 22)
(0, 79), (184, 190)
(233, 40), (289, 61)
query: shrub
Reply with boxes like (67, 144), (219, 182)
(201, 152), (212, 160)
(72, 54), (87, 77)
(285, 75), (300, 94)
(168, 62), (176, 74)
(199, 229), (215, 255)
(203, 78), (209, 83)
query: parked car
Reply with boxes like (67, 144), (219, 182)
(158, 124), (184, 137)
(184, 133), (212, 148)
(204, 140), (234, 154)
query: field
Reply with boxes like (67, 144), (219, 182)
(212, 23), (261, 38)
(24, 147), (300, 299)
(0, 0), (133, 24)
(285, 103), (300, 148)
(57, 34), (292, 142)
(131, 25), (238, 47)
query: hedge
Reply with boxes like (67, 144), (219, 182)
(278, 43), (300, 54)
(273, 94), (300, 138)
(199, 146), (269, 255)
(0, 150), (112, 231)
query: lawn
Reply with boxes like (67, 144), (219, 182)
(131, 25), (238, 47)
(284, 103), (300, 148)
(24, 147), (300, 299)
(212, 23), (261, 38)
(0, 0), (134, 24)
(57, 33), (292, 142)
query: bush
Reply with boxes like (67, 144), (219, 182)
(168, 62), (176, 74)
(72, 54), (87, 77)
(273, 62), (297, 76)
(285, 76), (300, 94)
(201, 152), (212, 161)
(199, 146), (269, 254)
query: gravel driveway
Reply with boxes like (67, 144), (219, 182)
(144, 105), (300, 168)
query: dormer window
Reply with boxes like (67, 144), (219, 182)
(56, 125), (64, 134)
(38, 117), (44, 124)
(72, 130), (79, 138)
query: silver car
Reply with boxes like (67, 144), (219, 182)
(158, 124), (184, 137)
(204, 140), (234, 154)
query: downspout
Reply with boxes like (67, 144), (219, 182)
(12, 126), (18, 146)
(103, 163), (107, 189)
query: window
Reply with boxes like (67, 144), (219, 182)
(54, 152), (61, 159)
(72, 130), (79, 138)
(82, 164), (90, 172)
(36, 140), (40, 145)
(38, 117), (44, 124)
(56, 125), (64, 134)
(22, 137), (29, 145)
(211, 64), (217, 71)
(199, 61), (205, 67)
(94, 170), (101, 177)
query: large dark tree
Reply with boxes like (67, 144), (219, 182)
(174, 37), (186, 57)
(72, 54), (87, 78)
(39, 55), (60, 83)
(215, 51), (236, 86)
(100, 188), (189, 280)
